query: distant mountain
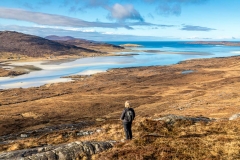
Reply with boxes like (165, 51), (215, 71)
(45, 35), (124, 52)
(187, 41), (240, 46)
(0, 31), (100, 58)
(45, 35), (76, 41)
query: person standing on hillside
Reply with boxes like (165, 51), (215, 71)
(120, 101), (135, 140)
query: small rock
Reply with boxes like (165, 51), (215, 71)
(229, 113), (240, 120)
(20, 134), (28, 138)
(76, 132), (83, 136)
(96, 129), (102, 133)
(96, 118), (105, 122)
(76, 131), (94, 136)
(82, 131), (89, 136)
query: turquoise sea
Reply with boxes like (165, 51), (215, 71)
(1, 41), (240, 89)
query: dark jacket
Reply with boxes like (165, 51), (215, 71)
(120, 108), (135, 123)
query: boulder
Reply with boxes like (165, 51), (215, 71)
(154, 114), (212, 124)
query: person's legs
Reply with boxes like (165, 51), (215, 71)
(123, 123), (129, 139)
(127, 123), (132, 139)
(123, 123), (133, 140)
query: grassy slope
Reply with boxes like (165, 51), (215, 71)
(1, 56), (240, 159)
(95, 118), (240, 160)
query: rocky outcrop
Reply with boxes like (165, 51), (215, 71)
(154, 114), (213, 124)
(0, 141), (116, 160)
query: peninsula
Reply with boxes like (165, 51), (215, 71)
(120, 43), (142, 47)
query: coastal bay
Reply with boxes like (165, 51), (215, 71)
(1, 40), (240, 158)
(1, 41), (240, 89)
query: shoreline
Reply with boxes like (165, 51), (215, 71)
(1, 51), (240, 89)
(0, 53), (116, 78)
(0, 49), (215, 69)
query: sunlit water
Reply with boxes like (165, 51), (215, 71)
(1, 41), (240, 89)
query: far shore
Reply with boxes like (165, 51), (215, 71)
(0, 47), (236, 80)
(139, 50), (213, 55)
(0, 49), (213, 78)
(119, 43), (143, 47)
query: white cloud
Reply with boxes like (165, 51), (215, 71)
(82, 29), (96, 32)
(0, 25), (164, 41)
(102, 31), (123, 35)
(0, 7), (166, 30)
(106, 3), (144, 22)
(0, 7), (131, 29)
(34, 25), (96, 32)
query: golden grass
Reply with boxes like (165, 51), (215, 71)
(94, 118), (240, 160)
(1, 115), (240, 159)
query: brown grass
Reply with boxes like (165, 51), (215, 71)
(1, 55), (240, 159)
(94, 118), (240, 160)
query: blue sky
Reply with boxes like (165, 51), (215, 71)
(0, 0), (239, 41)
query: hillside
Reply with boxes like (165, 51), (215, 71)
(0, 31), (102, 58)
(1, 55), (240, 158)
(45, 35), (75, 41)
(45, 35), (124, 52)
(0, 31), (125, 77)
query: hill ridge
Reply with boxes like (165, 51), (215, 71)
(0, 31), (106, 58)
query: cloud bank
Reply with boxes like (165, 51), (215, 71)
(0, 7), (132, 29)
(0, 25), (165, 41)
(145, 0), (209, 16)
(0, 7), (170, 29)
(181, 25), (216, 31)
(7, 0), (210, 22)
(75, 0), (209, 16)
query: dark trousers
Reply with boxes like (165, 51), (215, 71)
(123, 122), (132, 140)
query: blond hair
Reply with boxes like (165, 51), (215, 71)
(125, 101), (130, 108)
